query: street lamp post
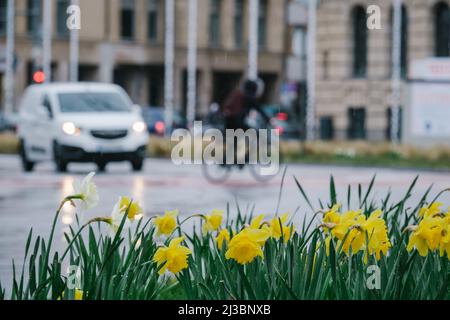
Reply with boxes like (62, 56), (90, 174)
(4, 0), (15, 115)
(248, 0), (259, 81)
(164, 0), (175, 136)
(186, 0), (198, 129)
(306, 0), (317, 141)
(42, 0), (53, 83)
(391, 0), (402, 144)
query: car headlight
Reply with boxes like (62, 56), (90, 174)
(62, 122), (81, 136)
(132, 121), (147, 133)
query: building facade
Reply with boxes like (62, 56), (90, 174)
(0, 0), (287, 118)
(314, 0), (450, 141)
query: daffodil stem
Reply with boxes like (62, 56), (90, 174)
(60, 218), (111, 262)
(170, 214), (206, 239)
(35, 196), (75, 298)
(179, 214), (206, 226)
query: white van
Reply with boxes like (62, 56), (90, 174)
(17, 83), (149, 172)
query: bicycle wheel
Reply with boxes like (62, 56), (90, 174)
(202, 163), (232, 184)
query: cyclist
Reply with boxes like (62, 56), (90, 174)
(222, 78), (271, 132)
(221, 79), (272, 167)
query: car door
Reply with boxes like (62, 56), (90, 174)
(30, 94), (55, 161)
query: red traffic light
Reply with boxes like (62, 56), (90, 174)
(33, 70), (45, 84)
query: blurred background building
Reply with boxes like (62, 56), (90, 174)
(315, 0), (450, 142)
(1, 0), (450, 143)
(0, 0), (288, 118)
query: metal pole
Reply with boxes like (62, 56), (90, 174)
(4, 0), (15, 114)
(42, 0), (52, 83)
(186, 0), (198, 129)
(306, 0), (317, 141)
(164, 0), (175, 136)
(69, 0), (80, 82)
(248, 0), (259, 80)
(391, 0), (402, 144)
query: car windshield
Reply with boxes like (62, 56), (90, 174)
(58, 92), (131, 113)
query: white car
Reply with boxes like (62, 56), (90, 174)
(17, 83), (149, 172)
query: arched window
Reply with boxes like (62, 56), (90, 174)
(352, 6), (367, 78)
(434, 2), (450, 57)
(391, 5), (408, 77)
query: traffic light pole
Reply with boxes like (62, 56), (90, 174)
(248, 0), (259, 81)
(391, 0), (402, 144)
(306, 0), (317, 141)
(42, 0), (52, 83)
(4, 0), (15, 115)
(164, 0), (175, 136)
(186, 0), (198, 129)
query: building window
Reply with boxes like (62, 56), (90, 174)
(347, 107), (366, 139)
(434, 2), (450, 57)
(352, 6), (367, 78)
(209, 0), (221, 47)
(258, 0), (268, 48)
(121, 0), (135, 40)
(234, 0), (244, 48)
(57, 0), (70, 37)
(320, 116), (334, 140)
(27, 0), (42, 36)
(0, 0), (6, 35)
(147, 0), (158, 42)
(386, 107), (402, 140)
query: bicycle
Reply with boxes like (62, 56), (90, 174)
(202, 111), (281, 184)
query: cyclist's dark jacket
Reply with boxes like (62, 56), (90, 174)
(222, 89), (270, 130)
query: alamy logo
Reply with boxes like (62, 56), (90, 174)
(367, 5), (382, 30)
(366, 265), (381, 290)
(66, 4), (81, 30)
(171, 121), (280, 176)
(66, 265), (81, 290)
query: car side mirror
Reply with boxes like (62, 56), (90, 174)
(36, 105), (51, 119)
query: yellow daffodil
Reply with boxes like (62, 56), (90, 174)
(345, 210), (391, 262)
(58, 289), (84, 300)
(216, 229), (231, 248)
(439, 218), (450, 258)
(154, 210), (179, 236)
(331, 210), (361, 240)
(419, 202), (443, 219)
(270, 214), (294, 243)
(153, 237), (192, 275)
(250, 214), (265, 229)
(74, 289), (84, 300)
(108, 197), (142, 232)
(119, 196), (143, 220)
(72, 172), (99, 211)
(225, 228), (270, 265)
(203, 210), (224, 234)
(407, 216), (444, 256)
(322, 208), (391, 262)
(322, 204), (342, 232)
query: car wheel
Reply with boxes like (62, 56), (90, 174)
(53, 142), (68, 173)
(131, 157), (144, 172)
(20, 140), (35, 172)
